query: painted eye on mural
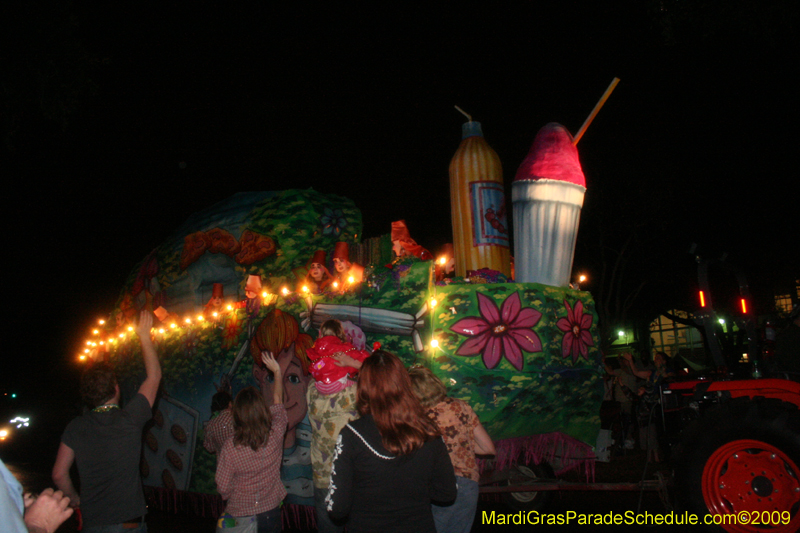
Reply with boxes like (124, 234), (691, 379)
(287, 373), (301, 385)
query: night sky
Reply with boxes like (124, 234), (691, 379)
(2, 2), (798, 438)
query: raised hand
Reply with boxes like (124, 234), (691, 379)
(261, 351), (281, 375)
(134, 309), (154, 338)
(261, 351), (283, 406)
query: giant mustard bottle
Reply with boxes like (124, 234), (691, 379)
(448, 120), (511, 278)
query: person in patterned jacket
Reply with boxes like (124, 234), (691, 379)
(409, 365), (496, 533)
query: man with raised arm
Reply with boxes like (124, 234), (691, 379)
(52, 310), (161, 533)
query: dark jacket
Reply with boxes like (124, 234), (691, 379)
(326, 414), (456, 533)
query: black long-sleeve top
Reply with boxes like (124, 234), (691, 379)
(326, 414), (457, 533)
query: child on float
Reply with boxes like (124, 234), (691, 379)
(306, 320), (370, 395)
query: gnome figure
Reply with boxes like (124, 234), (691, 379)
(245, 275), (262, 299)
(203, 283), (225, 318)
(298, 250), (333, 294)
(332, 242), (364, 290)
(391, 220), (432, 261)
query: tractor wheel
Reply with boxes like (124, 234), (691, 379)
(673, 397), (800, 532)
(501, 462), (555, 512)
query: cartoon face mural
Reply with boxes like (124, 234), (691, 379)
(250, 308), (313, 449)
(253, 343), (311, 448)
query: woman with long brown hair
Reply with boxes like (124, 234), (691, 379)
(216, 353), (287, 532)
(325, 351), (456, 532)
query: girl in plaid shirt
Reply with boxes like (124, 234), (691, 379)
(216, 353), (287, 532)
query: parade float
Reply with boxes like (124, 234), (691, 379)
(79, 108), (609, 522)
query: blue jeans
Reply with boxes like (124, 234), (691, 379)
(83, 521), (147, 533)
(432, 476), (479, 533)
(256, 507), (281, 533)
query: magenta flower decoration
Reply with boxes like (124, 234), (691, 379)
(556, 300), (594, 363)
(450, 292), (542, 370)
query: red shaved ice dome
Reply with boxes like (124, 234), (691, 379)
(514, 123), (586, 187)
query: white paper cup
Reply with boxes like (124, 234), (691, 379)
(512, 179), (586, 286)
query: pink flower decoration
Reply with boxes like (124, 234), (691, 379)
(450, 292), (542, 370)
(556, 300), (594, 363)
